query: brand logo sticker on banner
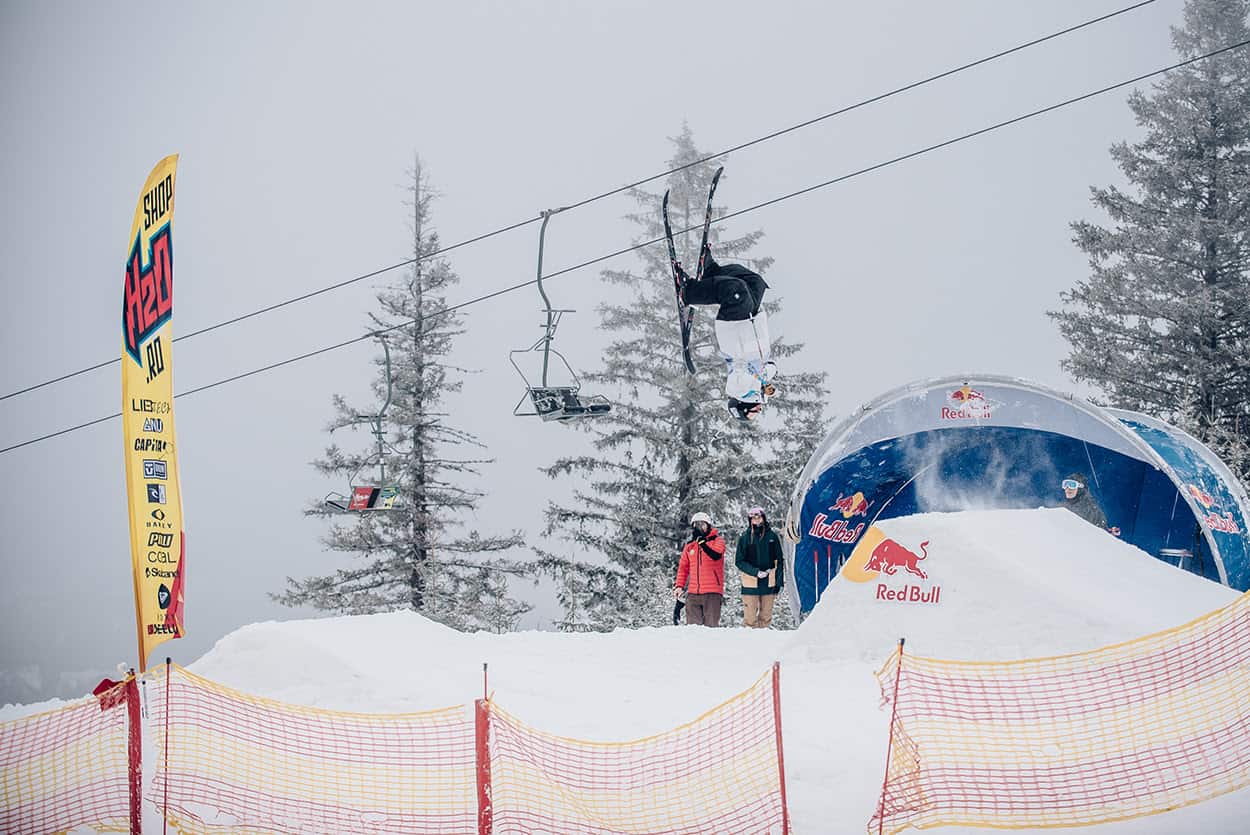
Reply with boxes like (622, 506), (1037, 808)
(840, 525), (943, 605)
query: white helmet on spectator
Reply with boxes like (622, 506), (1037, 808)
(690, 512), (712, 526)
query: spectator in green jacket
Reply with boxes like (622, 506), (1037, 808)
(735, 506), (784, 628)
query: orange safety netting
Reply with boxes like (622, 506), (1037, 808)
(1, 689), (133, 834)
(870, 591), (1250, 834)
(147, 664), (478, 834)
(485, 665), (789, 834)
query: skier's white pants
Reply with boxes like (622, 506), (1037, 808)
(714, 311), (774, 403)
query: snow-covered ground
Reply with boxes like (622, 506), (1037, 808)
(7, 507), (1250, 833)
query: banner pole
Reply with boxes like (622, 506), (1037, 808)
(125, 669), (141, 835)
(163, 658), (171, 835)
(475, 697), (493, 835)
(772, 661), (791, 835)
(877, 638), (906, 835)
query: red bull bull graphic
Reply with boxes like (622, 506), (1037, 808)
(839, 525), (943, 605)
(866, 537), (930, 578)
(941, 385), (993, 421)
(833, 491), (871, 518)
(1187, 483), (1216, 509)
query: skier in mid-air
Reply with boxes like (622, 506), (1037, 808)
(663, 166), (777, 422)
(681, 255), (777, 421)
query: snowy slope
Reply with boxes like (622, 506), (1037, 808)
(7, 508), (1250, 833)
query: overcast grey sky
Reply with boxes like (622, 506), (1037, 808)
(1, 0), (1183, 702)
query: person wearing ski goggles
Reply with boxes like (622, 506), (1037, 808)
(1060, 473), (1117, 535)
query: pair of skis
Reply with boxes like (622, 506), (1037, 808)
(662, 166), (723, 375)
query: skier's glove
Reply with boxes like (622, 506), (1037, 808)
(757, 570), (769, 579)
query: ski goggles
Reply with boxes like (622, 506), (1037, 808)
(1061, 479), (1084, 490)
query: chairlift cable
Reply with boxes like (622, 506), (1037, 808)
(0, 1), (1160, 403)
(4, 37), (1248, 455)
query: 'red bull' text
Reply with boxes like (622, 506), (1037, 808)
(940, 405), (992, 420)
(808, 513), (865, 543)
(876, 584), (942, 604)
(1207, 512), (1242, 534)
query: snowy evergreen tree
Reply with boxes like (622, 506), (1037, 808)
(1050, 0), (1250, 486)
(275, 157), (530, 631)
(539, 127), (828, 630)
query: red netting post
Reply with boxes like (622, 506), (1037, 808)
(772, 661), (791, 835)
(876, 638), (905, 835)
(125, 669), (141, 835)
(163, 658), (172, 835)
(475, 696), (493, 835)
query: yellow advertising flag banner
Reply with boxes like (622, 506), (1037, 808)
(121, 155), (184, 671)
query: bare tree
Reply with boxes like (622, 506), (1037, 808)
(276, 156), (530, 631)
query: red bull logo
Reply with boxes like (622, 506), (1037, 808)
(832, 491), (871, 519)
(1187, 483), (1217, 509)
(866, 538), (930, 579)
(809, 513), (865, 544)
(941, 385), (993, 421)
(839, 526), (943, 605)
(1207, 512), (1242, 535)
(1185, 484), (1241, 533)
(876, 583), (942, 603)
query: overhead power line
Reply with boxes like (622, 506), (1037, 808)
(3, 37), (1245, 458)
(0, 0), (1157, 403)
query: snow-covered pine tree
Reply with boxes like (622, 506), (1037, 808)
(1050, 0), (1250, 487)
(274, 156), (530, 631)
(539, 126), (828, 630)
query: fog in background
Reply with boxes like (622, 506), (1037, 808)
(1, 0), (1181, 702)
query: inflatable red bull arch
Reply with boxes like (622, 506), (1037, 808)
(784, 374), (1250, 617)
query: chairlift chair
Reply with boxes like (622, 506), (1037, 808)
(510, 208), (611, 423)
(324, 333), (403, 512)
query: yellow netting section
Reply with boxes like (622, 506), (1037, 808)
(148, 664), (476, 834)
(870, 591), (1250, 834)
(487, 668), (788, 834)
(1, 693), (132, 834)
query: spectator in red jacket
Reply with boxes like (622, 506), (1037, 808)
(674, 511), (727, 626)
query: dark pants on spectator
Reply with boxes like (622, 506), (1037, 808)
(685, 593), (723, 627)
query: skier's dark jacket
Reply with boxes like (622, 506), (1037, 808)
(685, 258), (769, 321)
(735, 522), (784, 596)
(1063, 474), (1108, 529)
